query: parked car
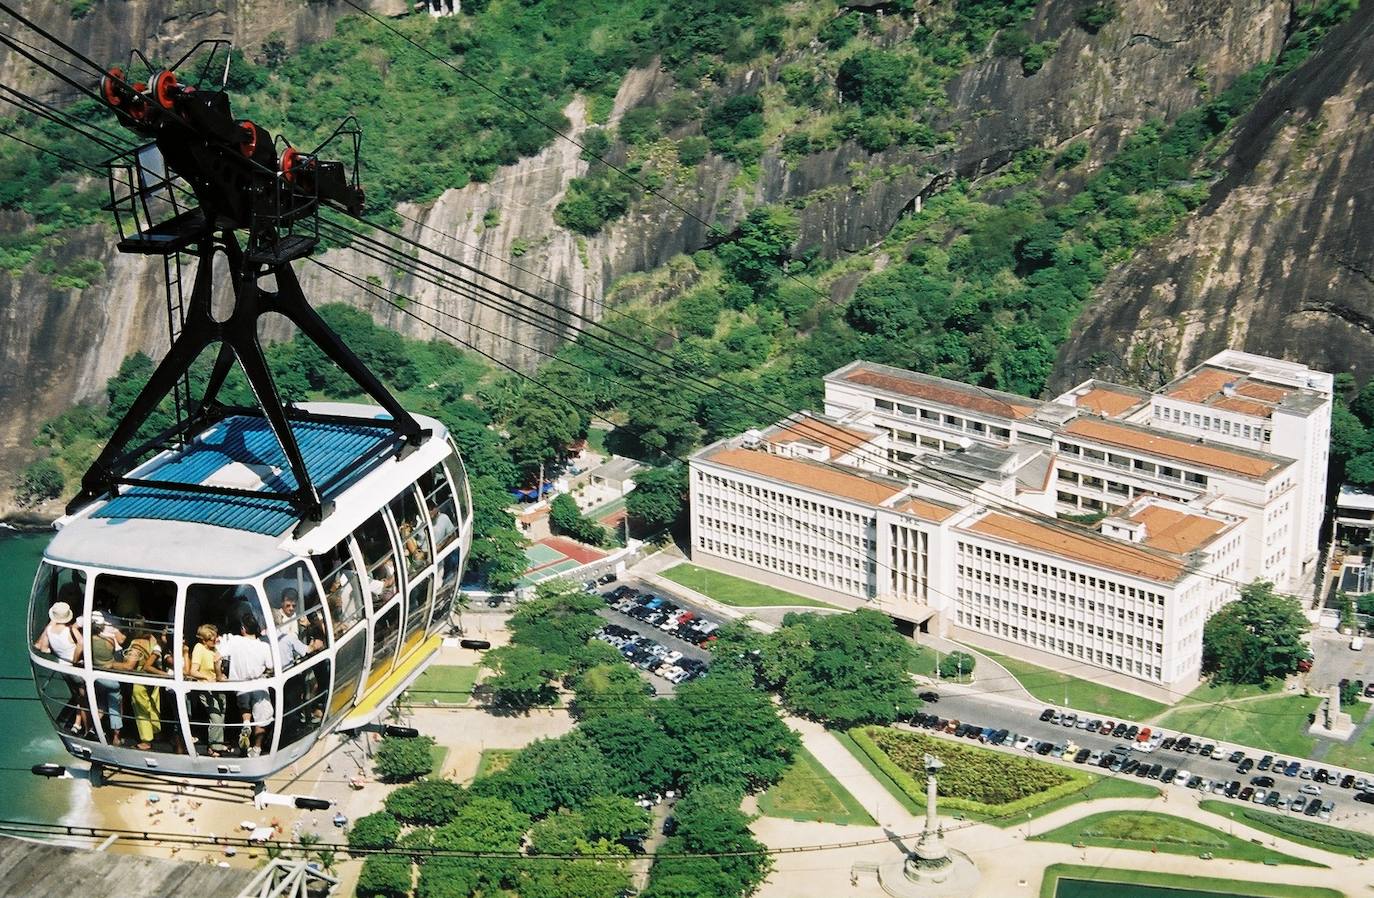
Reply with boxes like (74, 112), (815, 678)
(1037, 742), (1054, 756)
(1289, 796), (1308, 813)
(1340, 774), (1356, 789)
(1286, 761), (1302, 777)
(1074, 748), (1091, 764)
(1174, 736), (1192, 752)
(1225, 780), (1241, 798)
(1251, 776), (1275, 788)
(1252, 789), (1269, 805)
(1300, 783), (1322, 796)
(1124, 725), (1139, 740)
(1014, 735), (1032, 751)
(1136, 727), (1152, 743)
(1237, 757), (1255, 774)
(1160, 737), (1177, 751)
(1265, 791), (1282, 808)
(1319, 800), (1334, 820)
(1356, 792), (1374, 805)
(919, 691), (940, 703)
(1258, 755), (1274, 771)
(1039, 708), (1056, 722)
(1112, 722), (1129, 738)
(1186, 775), (1203, 789)
(1161, 767), (1178, 784)
(1062, 713), (1078, 728)
(1099, 720), (1115, 735)
(1089, 751), (1102, 765)
(1239, 786), (1254, 802)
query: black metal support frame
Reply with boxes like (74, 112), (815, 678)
(69, 236), (425, 522)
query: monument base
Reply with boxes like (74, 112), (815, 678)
(861, 848), (980, 898)
(1309, 715), (1356, 741)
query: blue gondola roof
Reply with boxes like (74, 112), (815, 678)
(93, 414), (399, 536)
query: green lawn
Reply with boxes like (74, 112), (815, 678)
(834, 730), (1157, 827)
(1038, 863), (1342, 898)
(1155, 694), (1321, 758)
(1199, 799), (1374, 858)
(1031, 810), (1320, 866)
(1183, 680), (1285, 703)
(757, 745), (875, 826)
(1320, 729), (1374, 774)
(983, 651), (1169, 721)
(408, 664), (480, 705)
(429, 743), (449, 776)
(661, 563), (837, 608)
(586, 427), (608, 455)
(473, 748), (519, 780)
(910, 647), (971, 683)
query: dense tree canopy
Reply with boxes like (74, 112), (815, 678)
(1202, 581), (1310, 685)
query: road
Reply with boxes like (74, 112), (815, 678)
(920, 686), (1374, 821)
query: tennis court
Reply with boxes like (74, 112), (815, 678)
(517, 537), (608, 587)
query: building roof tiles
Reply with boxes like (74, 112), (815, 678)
(963, 512), (1185, 583)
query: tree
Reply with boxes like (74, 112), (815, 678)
(836, 49), (911, 113)
(15, 458), (63, 505)
(357, 855), (413, 898)
(506, 394), (584, 483)
(470, 731), (614, 818)
(520, 860), (631, 898)
(1202, 581), (1310, 685)
(569, 663), (654, 720)
(483, 644), (561, 711)
(643, 785), (771, 898)
(579, 711), (682, 795)
(348, 811), (401, 849)
(717, 206), (799, 289)
(763, 610), (920, 729)
(626, 463), (688, 531)
(939, 651), (976, 681)
(384, 778), (466, 826)
(375, 735), (436, 782)
(550, 493), (610, 546)
(509, 580), (606, 658)
(1076, 1), (1118, 33)
(654, 671), (798, 793)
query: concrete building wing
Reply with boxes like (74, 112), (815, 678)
(836, 362), (1043, 420)
(1062, 417), (1285, 480)
(960, 511), (1187, 583)
(703, 446), (904, 505)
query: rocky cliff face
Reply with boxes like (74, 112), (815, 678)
(1052, 3), (1374, 392)
(0, 0), (1310, 512)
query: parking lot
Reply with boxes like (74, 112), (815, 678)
(1308, 629), (1374, 694)
(591, 580), (718, 695)
(912, 691), (1374, 821)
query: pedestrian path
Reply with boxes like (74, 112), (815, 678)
(785, 716), (920, 830)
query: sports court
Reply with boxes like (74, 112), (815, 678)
(517, 536), (608, 587)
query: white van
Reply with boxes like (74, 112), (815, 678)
(1352, 635), (1366, 651)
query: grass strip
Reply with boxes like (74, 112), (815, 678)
(982, 650), (1168, 721)
(1198, 799), (1374, 858)
(1031, 810), (1321, 866)
(660, 563), (837, 608)
(1038, 862), (1343, 898)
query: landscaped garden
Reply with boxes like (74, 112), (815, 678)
(1198, 800), (1374, 857)
(1040, 863), (1342, 898)
(661, 562), (837, 608)
(983, 650), (1169, 721)
(846, 726), (1157, 822)
(757, 745), (875, 826)
(1031, 810), (1319, 866)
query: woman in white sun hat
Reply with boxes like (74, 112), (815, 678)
(34, 601), (91, 736)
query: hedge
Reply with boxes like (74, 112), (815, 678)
(848, 726), (1094, 819)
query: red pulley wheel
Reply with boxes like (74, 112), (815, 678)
(238, 120), (260, 159)
(152, 70), (179, 110)
(100, 67), (124, 107)
(281, 146), (300, 183)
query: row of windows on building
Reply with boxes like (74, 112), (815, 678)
(959, 589), (1165, 655)
(872, 398), (1013, 441)
(1055, 441), (1211, 488)
(957, 543), (1167, 604)
(1152, 402), (1273, 442)
(955, 607), (1164, 681)
(695, 493), (873, 549)
(954, 566), (1167, 630)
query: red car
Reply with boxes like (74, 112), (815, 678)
(1136, 726), (1152, 743)
(1297, 658), (1313, 673)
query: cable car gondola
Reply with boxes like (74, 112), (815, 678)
(26, 43), (471, 782)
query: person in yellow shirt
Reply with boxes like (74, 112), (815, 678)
(188, 624), (226, 755)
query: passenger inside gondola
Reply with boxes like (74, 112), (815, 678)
(33, 600), (89, 737)
(186, 623), (227, 756)
(218, 613), (275, 757)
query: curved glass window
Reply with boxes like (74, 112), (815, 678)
(419, 463), (460, 552)
(366, 603), (402, 690)
(403, 575), (432, 654)
(32, 662), (90, 739)
(355, 512), (399, 605)
(29, 563), (87, 666)
(314, 539), (365, 639)
(184, 581), (263, 676)
(391, 486), (433, 579)
(328, 631), (367, 722)
(182, 685), (236, 757)
(264, 562), (328, 670)
(280, 656), (331, 749)
(444, 451), (471, 530)
(223, 684), (276, 758)
(432, 549), (463, 632)
(93, 574), (177, 648)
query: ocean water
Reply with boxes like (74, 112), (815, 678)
(0, 530), (90, 827)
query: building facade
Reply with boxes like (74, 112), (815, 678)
(689, 351), (1330, 695)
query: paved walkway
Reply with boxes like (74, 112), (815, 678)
(787, 717), (921, 830)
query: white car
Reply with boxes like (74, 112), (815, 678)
(1252, 789), (1269, 804)
(1174, 770), (1192, 786)
(1300, 783), (1322, 796)
(1197, 778), (1213, 792)
(1015, 735), (1032, 751)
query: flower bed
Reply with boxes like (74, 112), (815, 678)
(850, 726), (1094, 818)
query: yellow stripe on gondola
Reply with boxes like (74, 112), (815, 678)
(340, 633), (443, 730)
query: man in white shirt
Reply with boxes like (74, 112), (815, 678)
(218, 613), (275, 757)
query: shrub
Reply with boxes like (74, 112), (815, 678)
(348, 811), (401, 850)
(994, 29), (1031, 58)
(356, 855), (412, 898)
(1021, 41), (1056, 76)
(16, 458), (63, 505)
(938, 651), (976, 680)
(1077, 1), (1118, 33)
(703, 94), (764, 161)
(851, 727), (1092, 817)
(1054, 140), (1089, 169)
(549, 493), (610, 546)
(375, 734), (436, 782)
(385, 778), (466, 826)
(676, 135), (709, 167)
